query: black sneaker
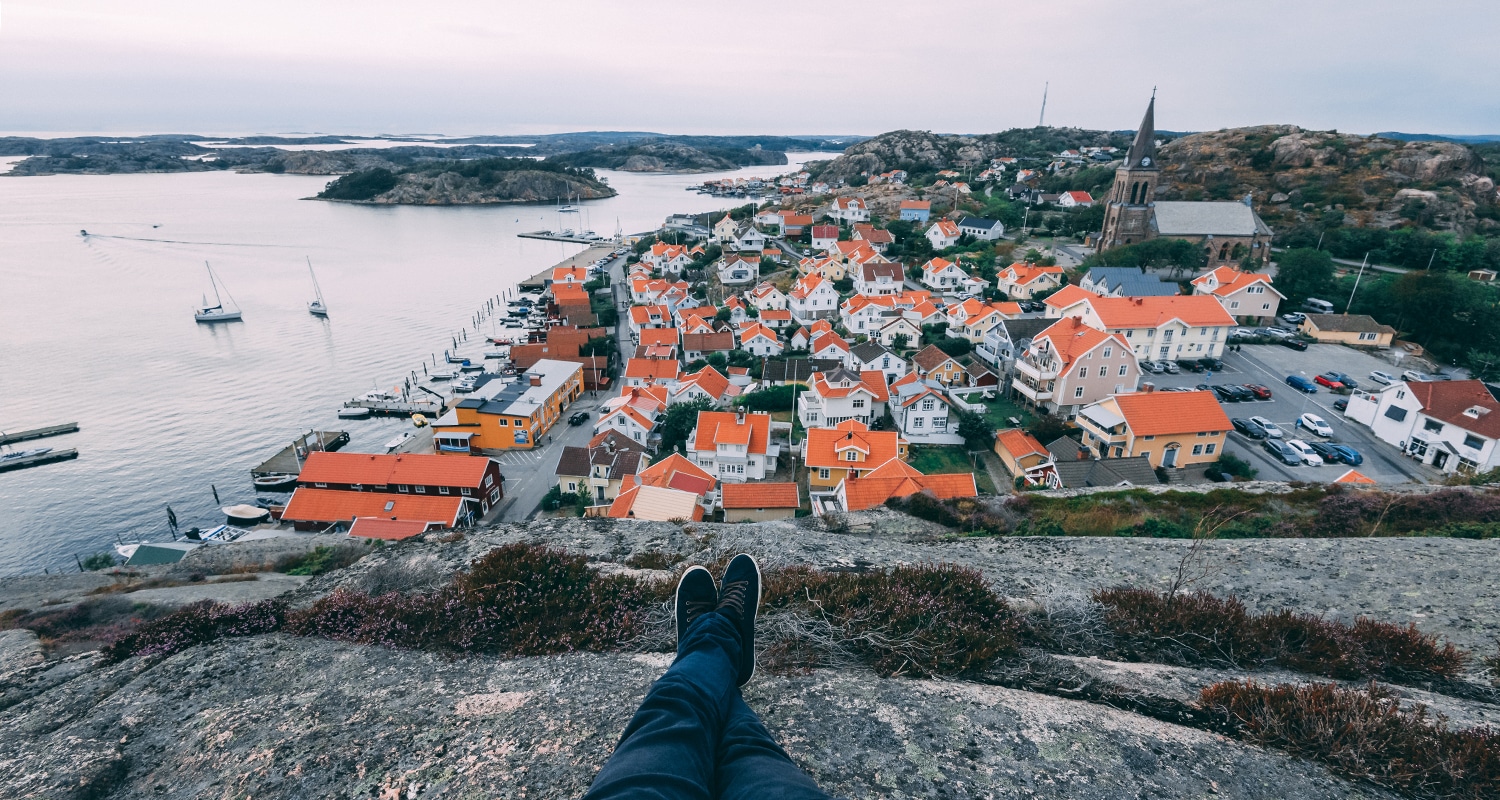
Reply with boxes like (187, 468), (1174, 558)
(716, 554), (761, 686)
(675, 566), (718, 649)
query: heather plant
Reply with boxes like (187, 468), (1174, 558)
(1095, 588), (1467, 682)
(101, 599), (286, 663)
(1200, 680), (1500, 799)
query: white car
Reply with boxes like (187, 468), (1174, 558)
(1402, 370), (1434, 383)
(1369, 370), (1397, 386)
(1297, 413), (1334, 438)
(1249, 416), (1283, 438)
(1281, 312), (1307, 325)
(1285, 439), (1323, 466)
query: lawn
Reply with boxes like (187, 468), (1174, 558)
(908, 446), (999, 495)
(977, 396), (1036, 432)
(770, 410), (794, 423)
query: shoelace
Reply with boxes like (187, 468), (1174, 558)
(717, 580), (749, 619)
(684, 599), (716, 620)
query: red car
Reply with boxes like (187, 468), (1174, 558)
(1314, 373), (1345, 390)
(1242, 384), (1273, 400)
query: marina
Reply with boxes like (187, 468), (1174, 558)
(0, 423), (80, 445)
(517, 230), (611, 244)
(250, 430), (350, 478)
(0, 448), (79, 473)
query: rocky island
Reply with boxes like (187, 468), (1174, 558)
(546, 141), (788, 173)
(314, 157), (616, 205)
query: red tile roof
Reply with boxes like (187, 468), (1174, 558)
(282, 488), (466, 526)
(347, 518), (434, 541)
(1112, 390), (1231, 437)
(804, 421), (903, 470)
(638, 327), (679, 347)
(625, 358), (681, 381)
(721, 482), (800, 509)
(299, 451), (493, 488)
(1031, 317), (1129, 368)
(636, 453), (717, 493)
(996, 429), (1049, 459)
(692, 411), (771, 455)
(842, 473), (977, 511)
(1407, 380), (1500, 439)
(812, 225), (839, 238)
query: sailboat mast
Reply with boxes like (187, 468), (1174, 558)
(206, 262), (223, 307)
(307, 257), (324, 303)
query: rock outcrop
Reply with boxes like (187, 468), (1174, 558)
(2, 514), (1496, 798)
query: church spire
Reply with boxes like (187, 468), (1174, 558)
(1124, 93), (1157, 168)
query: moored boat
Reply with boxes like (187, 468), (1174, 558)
(337, 406), (372, 419)
(252, 473), (298, 491)
(223, 504), (271, 526)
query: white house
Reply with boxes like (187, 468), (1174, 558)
(1346, 379), (1500, 476)
(919, 257), (969, 292)
(689, 410), (778, 483)
(643, 243), (694, 275)
(848, 341), (906, 383)
(594, 386), (669, 447)
(853, 261), (906, 297)
(712, 215), (741, 244)
(926, 219), (961, 249)
(827, 196), (870, 223)
(889, 376), (962, 444)
(789, 274), (841, 325)
(753, 209), (782, 229)
(811, 225), (839, 252)
(1190, 266), (1284, 325)
(1043, 286), (1234, 362)
(876, 316), (922, 349)
(738, 323), (784, 357)
(796, 368), (890, 428)
(730, 226), (767, 253)
(810, 331), (851, 365)
(717, 254), (759, 286)
(670, 367), (738, 407)
(746, 282), (788, 311)
(1055, 191), (1094, 208)
(628, 304), (671, 336)
(957, 217), (1005, 241)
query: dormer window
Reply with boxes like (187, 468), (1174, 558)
(1464, 406), (1491, 419)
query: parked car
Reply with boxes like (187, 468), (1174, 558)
(1286, 375), (1318, 393)
(1230, 327), (1255, 341)
(1248, 415), (1283, 438)
(1232, 418), (1266, 439)
(1176, 359), (1204, 373)
(1198, 357), (1225, 371)
(1227, 385), (1257, 402)
(1324, 372), (1359, 390)
(1402, 370), (1435, 383)
(1253, 327), (1279, 337)
(1280, 338), (1309, 351)
(1262, 438), (1304, 466)
(1242, 383), (1273, 400)
(1213, 385), (1241, 402)
(1314, 373), (1346, 390)
(1307, 441), (1343, 463)
(1143, 360), (1165, 374)
(1195, 384), (1212, 392)
(1327, 444), (1364, 465)
(1296, 413), (1334, 438)
(1160, 360), (1180, 374)
(1285, 439), (1323, 466)
(1281, 312), (1307, 325)
(1369, 370), (1397, 386)
(568, 411), (590, 426)
(1333, 398), (1348, 412)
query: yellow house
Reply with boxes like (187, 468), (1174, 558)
(433, 359), (582, 452)
(911, 345), (968, 386)
(802, 420), (908, 490)
(1076, 389), (1230, 469)
(1297, 314), (1396, 348)
(797, 255), (847, 282)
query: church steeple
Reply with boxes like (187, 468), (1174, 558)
(1124, 92), (1157, 168)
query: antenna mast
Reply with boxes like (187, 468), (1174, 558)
(1038, 82), (1049, 127)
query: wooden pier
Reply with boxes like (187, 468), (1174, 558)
(0, 448), (78, 473)
(517, 244), (619, 290)
(0, 423), (79, 445)
(518, 230), (615, 245)
(251, 430), (350, 477)
(342, 397), (444, 416)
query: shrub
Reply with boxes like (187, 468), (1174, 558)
(624, 550), (685, 570)
(1214, 452), (1257, 480)
(1094, 588), (1467, 682)
(80, 552), (116, 571)
(3, 597), (179, 654)
(1200, 680), (1500, 799)
(100, 599), (286, 663)
(274, 544), (367, 576)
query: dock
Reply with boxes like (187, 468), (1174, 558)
(518, 231), (616, 245)
(342, 397), (444, 416)
(0, 448), (78, 473)
(1, 423), (79, 445)
(251, 430), (350, 477)
(517, 244), (619, 290)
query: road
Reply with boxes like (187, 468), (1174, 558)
(493, 250), (631, 522)
(1141, 344), (1440, 485)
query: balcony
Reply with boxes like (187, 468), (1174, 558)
(1011, 376), (1053, 403)
(1013, 357), (1059, 383)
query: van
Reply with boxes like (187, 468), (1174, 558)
(1303, 298), (1335, 314)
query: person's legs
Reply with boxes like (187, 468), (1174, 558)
(714, 692), (832, 800)
(583, 572), (741, 800)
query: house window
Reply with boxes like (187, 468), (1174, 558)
(1463, 434), (1485, 450)
(462, 488), (472, 496)
(852, 399), (866, 409)
(1074, 386), (1084, 398)
(913, 417), (925, 428)
(1077, 367), (1087, 378)
(1118, 364), (1128, 376)
(314, 482), (327, 489)
(818, 468), (831, 479)
(1230, 301), (1240, 309)
(1098, 366), (1107, 377)
(1192, 445), (1203, 455)
(1457, 457), (1479, 475)
(397, 485), (409, 493)
(1424, 419), (1444, 433)
(439, 486), (450, 495)
(1205, 443), (1216, 454)
(567, 482), (577, 492)
(921, 398), (935, 411)
(1396, 390), (1406, 399)
(415, 486), (426, 493)
(1384, 406), (1408, 422)
(933, 417), (947, 428)
(844, 451), (858, 462)
(498, 419), (508, 426)
(484, 474), (494, 487)
(350, 484), (362, 491)
(1103, 347), (1112, 358)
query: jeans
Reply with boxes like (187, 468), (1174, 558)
(584, 612), (831, 800)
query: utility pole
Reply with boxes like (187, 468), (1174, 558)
(1038, 82), (1048, 128)
(1345, 252), (1369, 314)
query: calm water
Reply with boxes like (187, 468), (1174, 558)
(0, 155), (816, 575)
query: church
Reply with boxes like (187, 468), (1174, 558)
(1098, 97), (1273, 268)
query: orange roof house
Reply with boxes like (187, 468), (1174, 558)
(281, 488), (469, 532)
(297, 451), (499, 492)
(803, 419), (907, 489)
(1334, 469), (1377, 485)
(624, 358), (681, 386)
(633, 452), (717, 497)
(1076, 389), (1231, 469)
(606, 484), (705, 522)
(720, 482), (801, 521)
(836, 458), (978, 511)
(639, 327), (681, 347)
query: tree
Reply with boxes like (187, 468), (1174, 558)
(891, 333), (910, 351)
(1273, 248), (1336, 303)
(657, 398), (715, 455)
(735, 384), (798, 412)
(935, 337), (972, 357)
(955, 409), (995, 448)
(706, 352), (729, 371)
(1466, 350), (1500, 382)
(1025, 413), (1071, 445)
(715, 306), (733, 323)
(1083, 238), (1208, 275)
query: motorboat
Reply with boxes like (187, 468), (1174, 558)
(361, 388), (402, 402)
(306, 258), (329, 317)
(1, 446), (52, 461)
(337, 406), (372, 420)
(429, 370), (455, 381)
(445, 353), (470, 363)
(222, 504), (271, 527)
(194, 262), (243, 323)
(458, 362), (483, 372)
(384, 432), (413, 452)
(483, 350), (508, 359)
(452, 377), (478, 393)
(252, 474), (298, 491)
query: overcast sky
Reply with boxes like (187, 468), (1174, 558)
(2, 0), (1495, 138)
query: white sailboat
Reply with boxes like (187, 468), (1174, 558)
(194, 262), (242, 323)
(306, 257), (329, 317)
(557, 193), (580, 214)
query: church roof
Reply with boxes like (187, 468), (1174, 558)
(1153, 201), (1269, 237)
(1125, 96), (1158, 167)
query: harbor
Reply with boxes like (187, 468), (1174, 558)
(517, 230), (613, 244)
(0, 448), (78, 473)
(250, 430), (350, 478)
(0, 422), (80, 445)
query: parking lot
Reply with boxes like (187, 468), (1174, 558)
(1139, 343), (1441, 485)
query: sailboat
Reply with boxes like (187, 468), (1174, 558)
(306, 257), (328, 317)
(194, 262), (242, 323)
(557, 193), (580, 214)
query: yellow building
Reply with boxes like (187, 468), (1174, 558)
(801, 420), (908, 490)
(1297, 314), (1396, 348)
(433, 359), (582, 452)
(1076, 389), (1230, 469)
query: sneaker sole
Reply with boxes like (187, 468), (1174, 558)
(675, 565), (715, 644)
(735, 554), (761, 686)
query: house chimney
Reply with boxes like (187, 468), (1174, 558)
(1143, 382), (1155, 392)
(1078, 446), (1091, 461)
(736, 409), (746, 424)
(605, 439), (615, 454)
(529, 373), (543, 387)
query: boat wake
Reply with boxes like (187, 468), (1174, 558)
(80, 232), (300, 248)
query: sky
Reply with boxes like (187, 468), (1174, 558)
(1, 0), (1496, 138)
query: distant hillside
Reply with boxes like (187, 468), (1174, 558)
(807, 127), (1133, 182)
(315, 158), (615, 205)
(1155, 126), (1500, 236)
(544, 141), (787, 173)
(1374, 132), (1500, 144)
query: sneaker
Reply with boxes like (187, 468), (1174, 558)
(716, 554), (761, 686)
(675, 566), (718, 648)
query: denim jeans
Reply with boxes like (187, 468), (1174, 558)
(583, 612), (831, 800)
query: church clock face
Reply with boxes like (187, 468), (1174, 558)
(1139, 157), (1152, 167)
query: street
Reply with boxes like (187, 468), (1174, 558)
(1140, 343), (1440, 484)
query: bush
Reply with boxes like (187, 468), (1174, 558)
(624, 551), (685, 570)
(3, 597), (178, 653)
(1095, 588), (1467, 682)
(735, 383), (799, 412)
(1201, 680), (1500, 799)
(101, 599), (286, 663)
(275, 545), (367, 576)
(80, 552), (116, 571)
(1214, 452), (1257, 480)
